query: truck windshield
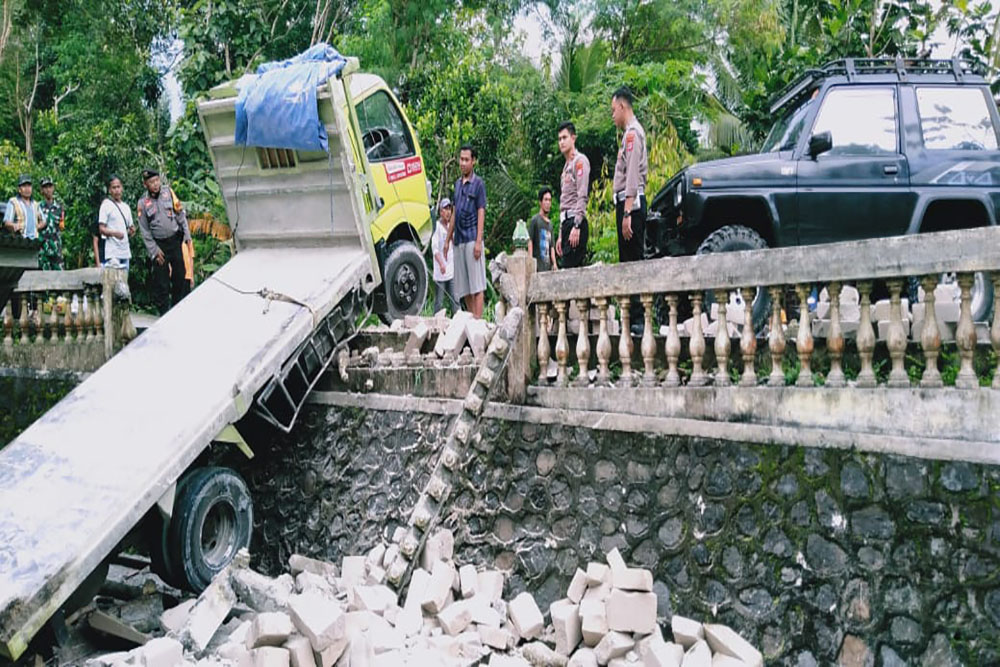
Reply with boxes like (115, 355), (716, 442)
(762, 96), (816, 153)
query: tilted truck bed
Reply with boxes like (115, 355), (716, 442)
(0, 59), (381, 659)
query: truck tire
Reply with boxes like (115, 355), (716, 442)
(379, 240), (428, 324)
(168, 467), (253, 592)
(696, 225), (771, 333)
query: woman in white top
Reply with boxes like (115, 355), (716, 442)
(432, 198), (460, 313)
(98, 175), (136, 270)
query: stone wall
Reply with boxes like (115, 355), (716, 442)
(237, 403), (1000, 665)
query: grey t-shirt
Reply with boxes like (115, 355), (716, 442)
(529, 213), (553, 272)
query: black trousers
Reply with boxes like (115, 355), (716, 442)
(616, 194), (647, 324)
(151, 232), (190, 315)
(559, 215), (589, 269)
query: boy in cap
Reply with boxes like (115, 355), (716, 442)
(136, 168), (192, 314)
(4, 174), (45, 240)
(38, 177), (65, 270)
(432, 198), (458, 313)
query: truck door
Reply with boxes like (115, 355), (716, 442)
(355, 90), (426, 239)
(796, 85), (914, 244)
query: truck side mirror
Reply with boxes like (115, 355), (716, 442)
(808, 131), (833, 159)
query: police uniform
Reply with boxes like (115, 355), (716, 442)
(136, 169), (191, 314)
(612, 116), (648, 264)
(559, 149), (590, 269)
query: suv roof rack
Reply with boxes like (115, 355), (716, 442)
(769, 57), (982, 115)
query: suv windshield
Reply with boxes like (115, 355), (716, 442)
(762, 95), (816, 153)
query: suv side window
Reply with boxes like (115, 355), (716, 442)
(811, 87), (898, 155)
(916, 87), (999, 151)
(356, 91), (416, 162)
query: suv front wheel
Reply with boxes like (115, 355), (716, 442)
(696, 225), (771, 333)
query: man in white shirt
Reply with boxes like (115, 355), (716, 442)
(432, 198), (458, 313)
(98, 175), (135, 270)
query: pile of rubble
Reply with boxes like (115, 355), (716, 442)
(85, 531), (761, 667)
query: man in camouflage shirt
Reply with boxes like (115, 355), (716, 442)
(38, 178), (65, 270)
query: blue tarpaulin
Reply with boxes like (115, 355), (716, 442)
(235, 43), (347, 153)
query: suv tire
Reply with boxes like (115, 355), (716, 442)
(168, 466), (253, 592)
(379, 240), (428, 324)
(696, 225), (771, 332)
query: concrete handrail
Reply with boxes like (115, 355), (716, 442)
(528, 227), (1000, 303)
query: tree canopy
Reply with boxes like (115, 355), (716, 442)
(0, 0), (998, 302)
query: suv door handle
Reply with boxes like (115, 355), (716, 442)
(883, 164), (899, 175)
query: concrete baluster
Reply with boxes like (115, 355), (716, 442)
(536, 303), (550, 384)
(76, 294), (87, 341)
(856, 281), (877, 388)
(663, 294), (682, 387)
(595, 297), (612, 386)
(2, 302), (12, 347)
(92, 287), (104, 342)
(640, 293), (657, 386)
(738, 288), (757, 387)
(794, 284), (814, 387)
(17, 294), (28, 344)
(574, 298), (591, 386)
(955, 272), (978, 389)
(826, 282), (846, 387)
(885, 279), (909, 388)
(30, 295), (42, 343)
(713, 290), (732, 386)
(48, 293), (58, 342)
(920, 275), (943, 388)
(63, 292), (74, 342)
(767, 286), (785, 386)
(554, 300), (569, 387)
(618, 295), (634, 387)
(688, 293), (708, 386)
(992, 274), (1000, 389)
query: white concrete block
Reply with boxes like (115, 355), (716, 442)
(420, 529), (455, 571)
(160, 599), (196, 635)
(488, 655), (531, 667)
(703, 624), (763, 667)
(670, 616), (704, 649)
(404, 568), (431, 612)
(456, 630), (486, 660)
(287, 593), (346, 652)
(568, 647), (600, 667)
(681, 641), (711, 667)
(612, 568), (653, 592)
(283, 635), (316, 667)
(435, 312), (472, 357)
(216, 642), (252, 667)
(459, 565), (478, 599)
(340, 556), (366, 587)
(232, 569), (295, 614)
(246, 613), (294, 649)
(606, 590), (657, 635)
(179, 575), (238, 653)
(638, 635), (684, 667)
(250, 647), (290, 667)
(138, 637), (183, 667)
(421, 559), (457, 614)
(366, 544), (387, 570)
(288, 555), (338, 579)
(877, 318), (910, 341)
(580, 598), (608, 647)
(311, 637), (348, 667)
(508, 592), (545, 641)
(586, 563), (610, 587)
(469, 595), (503, 627)
(583, 579), (612, 603)
(594, 631), (634, 665)
(711, 655), (748, 667)
(466, 318), (491, 359)
(350, 585), (396, 614)
(404, 322), (430, 356)
(394, 607), (423, 638)
(437, 600), (473, 636)
(367, 615), (404, 654)
(874, 298), (910, 322)
(478, 570), (505, 603)
(606, 548), (627, 574)
(567, 569), (588, 603)
(478, 624), (512, 651)
(523, 641), (571, 666)
(550, 599), (583, 656)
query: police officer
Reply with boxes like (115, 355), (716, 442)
(611, 86), (648, 330)
(555, 121), (590, 269)
(136, 169), (192, 314)
(611, 86), (648, 265)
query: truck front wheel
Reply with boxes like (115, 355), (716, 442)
(697, 225), (771, 333)
(380, 240), (428, 323)
(167, 467), (253, 592)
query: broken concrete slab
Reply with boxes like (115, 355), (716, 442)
(670, 616), (704, 649)
(160, 599), (197, 635)
(286, 593), (346, 652)
(421, 559), (457, 614)
(232, 569), (295, 613)
(550, 599), (582, 656)
(283, 635), (316, 667)
(250, 646), (290, 667)
(507, 592), (544, 640)
(567, 647), (599, 667)
(478, 570), (505, 603)
(523, 640), (570, 666)
(681, 641), (711, 667)
(567, 569), (588, 604)
(606, 590), (657, 634)
(245, 612), (294, 649)
(136, 637), (183, 667)
(459, 564), (478, 599)
(288, 555), (337, 579)
(437, 600), (473, 636)
(611, 568), (653, 593)
(435, 312), (473, 358)
(403, 322), (430, 356)
(177, 574), (238, 653)
(594, 631), (634, 665)
(703, 624), (763, 667)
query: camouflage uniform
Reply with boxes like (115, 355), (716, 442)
(38, 200), (65, 270)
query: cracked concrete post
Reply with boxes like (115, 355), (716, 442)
(504, 247), (534, 403)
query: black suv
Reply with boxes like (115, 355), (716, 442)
(649, 58), (1000, 328)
